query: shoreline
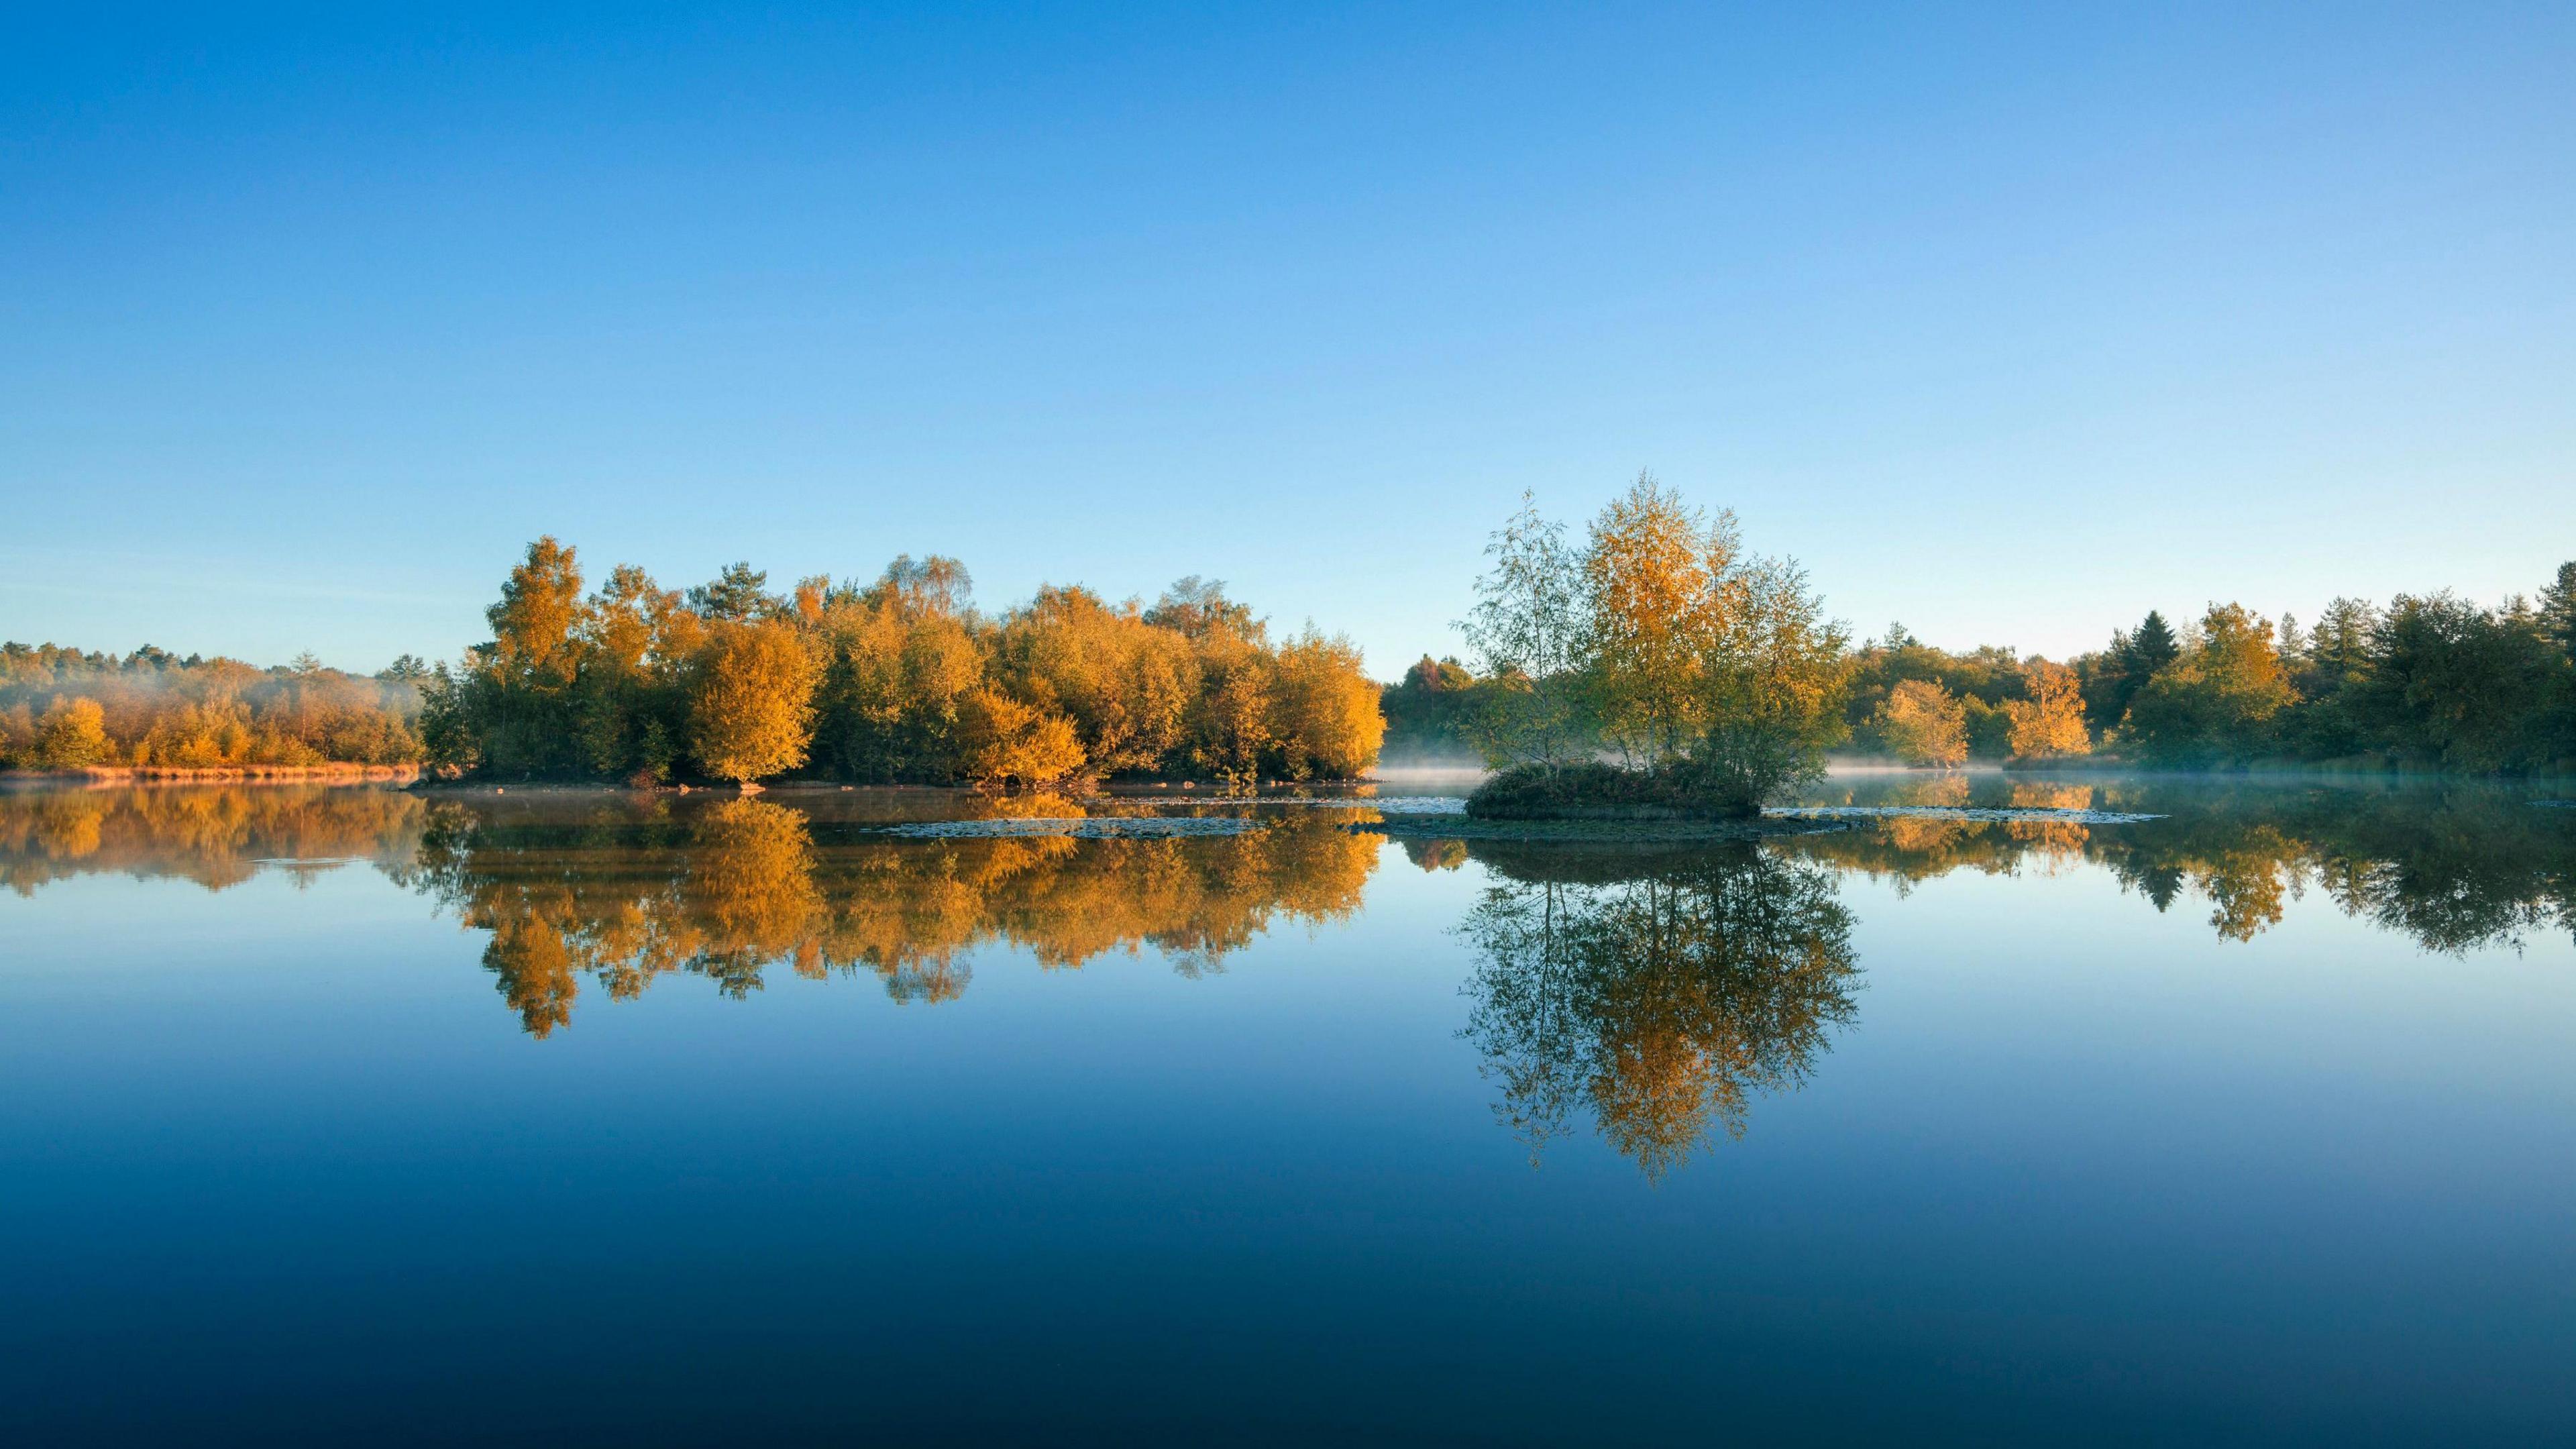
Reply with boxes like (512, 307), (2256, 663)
(1, 765), (420, 789)
(1348, 814), (1857, 844)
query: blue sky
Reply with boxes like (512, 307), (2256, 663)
(4, 3), (2570, 675)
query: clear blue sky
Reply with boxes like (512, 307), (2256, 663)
(5, 3), (2570, 676)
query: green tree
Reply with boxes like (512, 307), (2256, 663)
(2345, 592), (2556, 771)
(2305, 598), (2377, 692)
(2538, 561), (2576, 662)
(2120, 603), (2294, 763)
(1687, 553), (1849, 811)
(1378, 655), (1483, 758)
(2091, 610), (2180, 727)
(2129, 610), (2180, 674)
(688, 562), (773, 623)
(1460, 492), (1591, 771)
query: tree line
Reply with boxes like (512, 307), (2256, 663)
(420, 538), (1386, 788)
(0, 643), (425, 772)
(1385, 482), (2576, 779)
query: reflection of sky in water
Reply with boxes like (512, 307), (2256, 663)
(1, 779), (2572, 1442)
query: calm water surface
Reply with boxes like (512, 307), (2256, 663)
(3, 775), (2572, 1445)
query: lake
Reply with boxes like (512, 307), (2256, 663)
(3, 774), (2571, 1445)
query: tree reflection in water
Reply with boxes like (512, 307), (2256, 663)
(4, 778), (2571, 1047)
(401, 796), (1377, 1036)
(1456, 843), (1861, 1181)
(0, 784), (425, 894)
(1788, 776), (2576, 951)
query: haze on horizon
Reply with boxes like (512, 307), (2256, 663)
(3, 4), (2569, 676)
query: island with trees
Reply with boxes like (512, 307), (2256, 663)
(416, 540), (1385, 790)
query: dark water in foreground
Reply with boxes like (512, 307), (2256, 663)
(3, 774), (2572, 1446)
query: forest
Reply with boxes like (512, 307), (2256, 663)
(1385, 483), (2576, 782)
(417, 539), (1386, 788)
(0, 643), (423, 773)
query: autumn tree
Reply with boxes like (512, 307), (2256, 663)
(955, 686), (1086, 789)
(423, 539), (1383, 788)
(1267, 627), (1387, 780)
(1144, 575), (1263, 644)
(1191, 656), (1274, 790)
(1875, 679), (1968, 767)
(445, 536), (594, 773)
(1583, 474), (1718, 763)
(33, 696), (112, 768)
(687, 617), (824, 783)
(1458, 479), (1847, 816)
(487, 537), (588, 685)
(813, 558), (986, 782)
(990, 585), (1196, 777)
(1458, 846), (1859, 1179)
(2003, 660), (2091, 759)
(570, 564), (687, 780)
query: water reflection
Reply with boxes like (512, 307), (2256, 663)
(0, 784), (425, 894)
(7, 779), (2572, 1187)
(1454, 843), (1860, 1180)
(1786, 775), (2576, 951)
(396, 796), (1377, 1034)
(4, 774), (2570, 1011)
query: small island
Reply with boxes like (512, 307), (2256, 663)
(1436, 476), (1858, 827)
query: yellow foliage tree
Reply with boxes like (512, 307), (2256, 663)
(988, 584), (1195, 775)
(433, 541), (1387, 786)
(955, 686), (1087, 790)
(1584, 473), (1720, 762)
(1874, 679), (1967, 767)
(2004, 660), (2092, 759)
(486, 536), (587, 686)
(1266, 628), (1386, 780)
(687, 618), (824, 783)
(34, 697), (114, 768)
